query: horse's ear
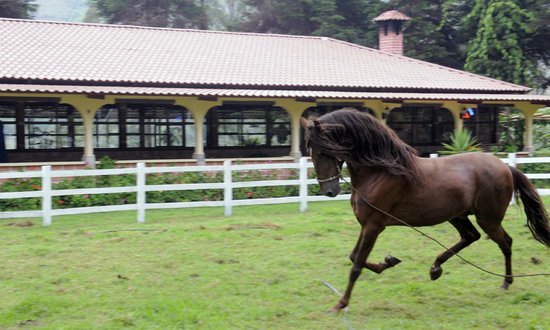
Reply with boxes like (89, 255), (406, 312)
(300, 117), (309, 129)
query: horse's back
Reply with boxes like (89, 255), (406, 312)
(408, 153), (513, 223)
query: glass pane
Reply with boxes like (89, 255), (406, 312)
(389, 108), (411, 122)
(433, 123), (453, 144)
(74, 135), (84, 148)
(412, 108), (432, 122)
(477, 108), (494, 121)
(435, 108), (453, 122)
(97, 135), (119, 148)
(219, 124), (239, 133)
(127, 123), (139, 134)
(169, 126), (183, 146)
(270, 123), (290, 146)
(477, 123), (495, 143)
(218, 134), (240, 147)
(243, 135), (265, 146)
(391, 123), (413, 144)
(127, 134), (140, 148)
(413, 124), (432, 144)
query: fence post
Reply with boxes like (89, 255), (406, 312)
(224, 160), (232, 216)
(508, 153), (517, 168)
(429, 153), (438, 158)
(136, 162), (146, 223)
(41, 165), (52, 227)
(299, 157), (308, 212)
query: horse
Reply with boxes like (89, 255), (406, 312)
(300, 108), (550, 313)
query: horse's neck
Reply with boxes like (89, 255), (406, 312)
(347, 164), (408, 189)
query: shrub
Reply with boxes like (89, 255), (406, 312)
(440, 129), (482, 155)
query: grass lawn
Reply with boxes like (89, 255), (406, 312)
(1, 200), (549, 329)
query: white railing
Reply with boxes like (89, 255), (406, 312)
(0, 158), (352, 226)
(1, 154), (549, 226)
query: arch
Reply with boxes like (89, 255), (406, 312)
(93, 102), (192, 150)
(302, 104), (375, 119)
(0, 100), (83, 151)
(205, 103), (290, 149)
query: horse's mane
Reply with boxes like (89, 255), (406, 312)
(305, 107), (419, 182)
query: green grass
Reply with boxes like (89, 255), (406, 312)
(1, 200), (549, 329)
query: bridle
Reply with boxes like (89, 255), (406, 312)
(315, 157), (343, 183)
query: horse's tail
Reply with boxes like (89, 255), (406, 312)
(509, 166), (550, 247)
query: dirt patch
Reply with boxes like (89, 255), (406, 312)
(225, 222), (282, 231)
(4, 220), (34, 227)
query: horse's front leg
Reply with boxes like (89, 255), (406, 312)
(349, 233), (401, 274)
(332, 224), (384, 313)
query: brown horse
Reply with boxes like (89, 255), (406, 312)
(301, 108), (550, 313)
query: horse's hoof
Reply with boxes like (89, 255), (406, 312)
(430, 265), (443, 281)
(328, 301), (346, 314)
(385, 255), (402, 267)
(328, 306), (342, 315)
(500, 282), (510, 290)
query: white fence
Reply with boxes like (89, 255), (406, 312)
(1, 154), (549, 227)
(0, 158), (352, 226)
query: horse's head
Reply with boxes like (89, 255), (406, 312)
(301, 117), (343, 198)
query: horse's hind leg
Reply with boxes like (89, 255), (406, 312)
(476, 219), (513, 289)
(430, 216), (481, 281)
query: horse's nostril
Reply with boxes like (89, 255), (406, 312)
(325, 191), (334, 197)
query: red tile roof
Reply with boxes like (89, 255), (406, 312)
(0, 18), (531, 93)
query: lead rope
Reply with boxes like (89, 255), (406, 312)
(340, 176), (550, 279)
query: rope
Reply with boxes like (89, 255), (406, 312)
(321, 280), (355, 330)
(340, 176), (550, 279)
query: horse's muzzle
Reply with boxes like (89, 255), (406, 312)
(322, 182), (341, 198)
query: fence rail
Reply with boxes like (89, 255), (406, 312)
(1, 154), (549, 226)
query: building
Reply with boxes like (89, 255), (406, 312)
(1, 11), (549, 166)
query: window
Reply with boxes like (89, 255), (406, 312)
(387, 106), (454, 145)
(207, 104), (290, 147)
(126, 105), (190, 148)
(94, 103), (192, 149)
(0, 104), (16, 150)
(94, 106), (119, 148)
(463, 105), (498, 144)
(24, 103), (82, 150)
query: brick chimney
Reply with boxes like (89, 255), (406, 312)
(373, 10), (410, 56)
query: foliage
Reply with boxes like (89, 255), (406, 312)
(88, 0), (209, 28)
(0, 201), (549, 328)
(384, 0), (472, 69)
(464, 0), (537, 86)
(440, 128), (482, 154)
(235, 0), (381, 46)
(0, 0), (37, 18)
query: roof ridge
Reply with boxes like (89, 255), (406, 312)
(325, 38), (531, 92)
(0, 17), (324, 41)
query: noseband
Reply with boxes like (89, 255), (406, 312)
(316, 158), (343, 183)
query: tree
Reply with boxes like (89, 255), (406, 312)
(89, 0), (209, 29)
(235, 0), (382, 47)
(235, 0), (316, 35)
(382, 0), (472, 69)
(464, 0), (536, 86)
(0, 0), (37, 18)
